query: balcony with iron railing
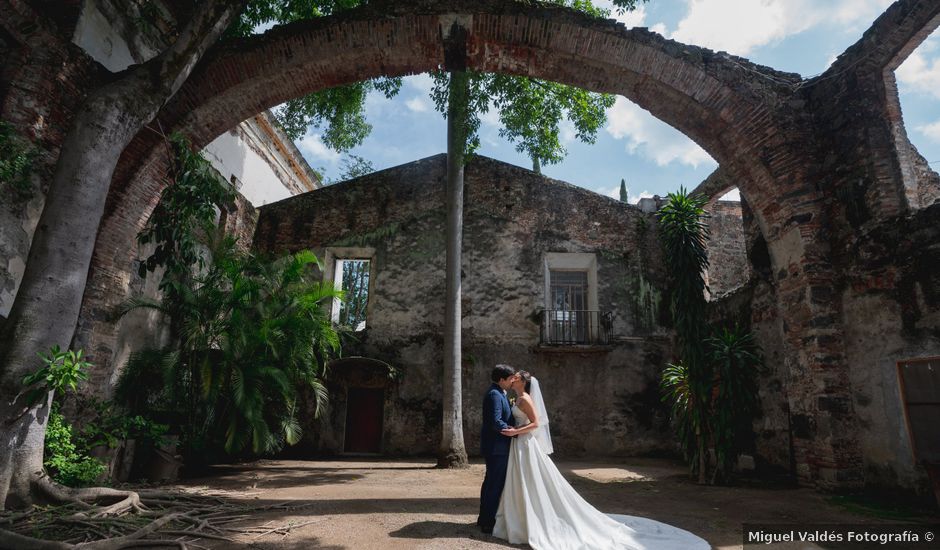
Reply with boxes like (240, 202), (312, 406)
(539, 310), (612, 346)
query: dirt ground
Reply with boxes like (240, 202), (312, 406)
(169, 457), (930, 549)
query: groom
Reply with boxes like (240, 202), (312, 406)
(477, 364), (517, 534)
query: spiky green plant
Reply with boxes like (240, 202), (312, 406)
(707, 326), (762, 483)
(660, 361), (705, 471)
(657, 187), (711, 482)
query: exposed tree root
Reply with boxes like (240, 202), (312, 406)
(0, 477), (320, 549)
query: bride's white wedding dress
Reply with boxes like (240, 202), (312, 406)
(492, 401), (710, 550)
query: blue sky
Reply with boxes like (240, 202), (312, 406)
(293, 0), (939, 203)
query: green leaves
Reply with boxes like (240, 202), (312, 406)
(706, 326), (762, 481)
(657, 187), (711, 363)
(137, 132), (234, 306)
(428, 0), (622, 170)
(44, 405), (106, 487)
(274, 79), (402, 147)
(430, 70), (615, 171)
(118, 239), (342, 458)
(657, 187), (713, 480)
(22, 345), (92, 405)
(0, 120), (37, 201)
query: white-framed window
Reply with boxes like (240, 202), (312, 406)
(543, 253), (599, 344)
(324, 247), (375, 331)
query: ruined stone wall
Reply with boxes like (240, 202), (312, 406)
(836, 203), (940, 491)
(801, 3), (940, 493)
(704, 199), (748, 299)
(708, 194), (792, 475)
(254, 154), (676, 458)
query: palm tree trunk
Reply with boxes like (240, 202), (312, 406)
(438, 71), (470, 468)
(0, 0), (245, 509)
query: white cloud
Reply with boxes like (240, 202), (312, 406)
(297, 133), (340, 164)
(916, 120), (940, 143)
(602, 185), (653, 204)
(605, 97), (715, 168)
(830, 0), (895, 30)
(671, 0), (817, 56)
(896, 35), (940, 100)
(595, 1), (648, 28)
(405, 96), (431, 112)
(666, 0), (892, 57)
(559, 120), (576, 145)
(630, 190), (655, 204)
(480, 102), (501, 127)
(406, 72), (435, 94)
(650, 23), (668, 36)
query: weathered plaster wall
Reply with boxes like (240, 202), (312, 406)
(254, 154), (675, 458)
(837, 203), (940, 492)
(202, 111), (321, 207)
(704, 199), (748, 299)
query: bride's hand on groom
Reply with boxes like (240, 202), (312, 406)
(500, 428), (517, 437)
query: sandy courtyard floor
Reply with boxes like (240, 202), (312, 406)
(169, 457), (927, 549)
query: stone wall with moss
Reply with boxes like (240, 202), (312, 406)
(254, 154), (676, 458)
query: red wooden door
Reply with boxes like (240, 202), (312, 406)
(344, 388), (384, 453)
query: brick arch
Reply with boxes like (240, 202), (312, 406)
(108, 0), (804, 223)
(811, 0), (940, 217)
(80, 0), (859, 488)
(86, 0), (809, 355)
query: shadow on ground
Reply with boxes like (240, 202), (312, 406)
(169, 457), (933, 549)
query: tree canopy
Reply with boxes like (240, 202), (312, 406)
(429, 0), (647, 172)
(227, 0), (403, 148)
(230, 0), (647, 167)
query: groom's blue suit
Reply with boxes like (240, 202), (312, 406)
(478, 383), (515, 530)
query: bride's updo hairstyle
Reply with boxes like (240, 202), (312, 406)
(518, 370), (532, 393)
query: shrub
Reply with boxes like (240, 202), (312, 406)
(44, 405), (106, 487)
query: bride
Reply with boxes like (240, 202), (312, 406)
(492, 371), (710, 550)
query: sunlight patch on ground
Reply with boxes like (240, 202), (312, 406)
(569, 466), (654, 483)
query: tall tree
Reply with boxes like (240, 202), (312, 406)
(0, 0), (391, 510)
(620, 178), (629, 202)
(0, 0), (247, 510)
(429, 0), (647, 468)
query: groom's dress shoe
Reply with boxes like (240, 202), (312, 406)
(480, 526), (494, 534)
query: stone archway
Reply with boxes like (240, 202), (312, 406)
(74, 0), (940, 490)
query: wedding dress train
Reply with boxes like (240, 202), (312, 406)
(492, 404), (710, 550)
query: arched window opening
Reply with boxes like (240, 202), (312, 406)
(704, 187), (749, 301)
(891, 29), (940, 210)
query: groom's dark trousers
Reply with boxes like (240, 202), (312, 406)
(478, 383), (514, 531)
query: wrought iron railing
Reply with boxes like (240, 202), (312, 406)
(539, 310), (612, 345)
